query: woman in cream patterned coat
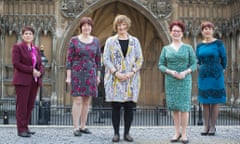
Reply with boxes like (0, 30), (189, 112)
(103, 15), (143, 142)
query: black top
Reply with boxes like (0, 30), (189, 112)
(119, 39), (129, 57)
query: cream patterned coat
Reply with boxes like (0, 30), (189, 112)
(103, 34), (143, 102)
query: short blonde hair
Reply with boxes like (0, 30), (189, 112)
(113, 15), (131, 32)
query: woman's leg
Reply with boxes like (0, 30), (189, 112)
(80, 96), (91, 129)
(181, 112), (189, 140)
(209, 104), (219, 132)
(112, 102), (121, 135)
(202, 104), (210, 132)
(72, 97), (82, 130)
(26, 81), (38, 129)
(172, 111), (181, 139)
(123, 102), (134, 135)
(15, 85), (31, 134)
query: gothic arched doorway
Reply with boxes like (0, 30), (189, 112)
(57, 0), (170, 107)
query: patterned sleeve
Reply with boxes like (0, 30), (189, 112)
(133, 38), (144, 71)
(95, 38), (102, 71)
(188, 45), (197, 71)
(218, 40), (227, 69)
(158, 46), (167, 73)
(66, 37), (74, 70)
(103, 37), (115, 70)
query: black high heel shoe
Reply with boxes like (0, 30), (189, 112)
(208, 128), (216, 136)
(201, 129), (209, 136)
(181, 139), (189, 144)
(170, 134), (181, 143)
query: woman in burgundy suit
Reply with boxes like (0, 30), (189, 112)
(12, 26), (44, 137)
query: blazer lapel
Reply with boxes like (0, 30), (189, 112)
(22, 42), (33, 62)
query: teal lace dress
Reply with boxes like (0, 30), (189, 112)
(196, 40), (227, 104)
(158, 44), (197, 112)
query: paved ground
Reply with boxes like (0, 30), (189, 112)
(0, 125), (239, 144)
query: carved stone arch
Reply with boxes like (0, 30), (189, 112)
(56, 0), (171, 106)
(57, 0), (170, 66)
(232, 30), (240, 105)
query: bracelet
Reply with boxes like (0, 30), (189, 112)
(112, 70), (117, 76)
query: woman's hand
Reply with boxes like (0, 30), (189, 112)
(96, 76), (100, 85)
(167, 69), (185, 80)
(66, 70), (71, 84)
(66, 77), (71, 84)
(115, 72), (128, 81)
(178, 69), (191, 80)
(167, 69), (178, 77)
(33, 69), (41, 77)
(125, 72), (135, 79)
(176, 71), (186, 79)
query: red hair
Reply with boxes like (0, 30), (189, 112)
(169, 21), (185, 33)
(22, 26), (35, 34)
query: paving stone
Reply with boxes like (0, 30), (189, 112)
(0, 125), (239, 144)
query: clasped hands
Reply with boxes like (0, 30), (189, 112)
(33, 68), (41, 77)
(168, 69), (189, 80)
(115, 71), (134, 81)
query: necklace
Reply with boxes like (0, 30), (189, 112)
(204, 37), (215, 43)
(79, 34), (93, 43)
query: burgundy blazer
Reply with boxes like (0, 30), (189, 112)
(12, 41), (44, 86)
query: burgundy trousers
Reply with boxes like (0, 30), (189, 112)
(15, 79), (38, 133)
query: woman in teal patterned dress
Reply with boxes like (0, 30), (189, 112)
(196, 21), (227, 136)
(158, 21), (197, 143)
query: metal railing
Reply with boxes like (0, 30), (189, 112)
(0, 99), (240, 126)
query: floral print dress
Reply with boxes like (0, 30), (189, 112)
(66, 36), (101, 97)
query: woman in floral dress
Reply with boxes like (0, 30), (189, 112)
(66, 17), (101, 136)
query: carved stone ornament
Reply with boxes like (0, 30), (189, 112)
(1, 15), (56, 36)
(148, 0), (172, 18)
(61, 0), (84, 18)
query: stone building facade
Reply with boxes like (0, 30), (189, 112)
(0, 0), (239, 107)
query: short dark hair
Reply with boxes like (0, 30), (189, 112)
(79, 17), (93, 31)
(22, 26), (35, 34)
(201, 21), (215, 31)
(169, 21), (185, 33)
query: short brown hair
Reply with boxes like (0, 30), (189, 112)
(201, 21), (215, 31)
(113, 15), (131, 32)
(22, 26), (35, 35)
(169, 21), (185, 33)
(79, 17), (93, 31)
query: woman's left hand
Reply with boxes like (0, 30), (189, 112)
(125, 72), (134, 80)
(33, 69), (41, 77)
(177, 72), (186, 79)
(178, 69), (189, 79)
(97, 76), (101, 86)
